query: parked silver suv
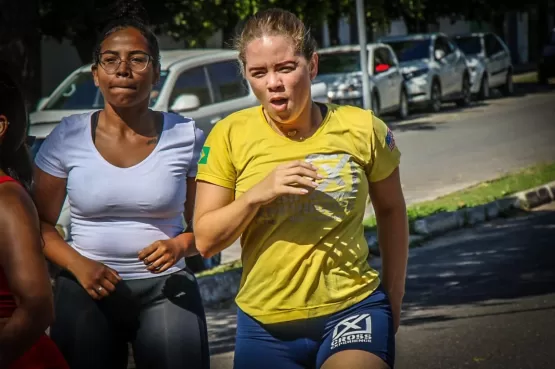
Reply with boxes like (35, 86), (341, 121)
(453, 32), (514, 99)
(379, 33), (472, 112)
(316, 43), (410, 119)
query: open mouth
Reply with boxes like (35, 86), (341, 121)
(270, 97), (288, 109)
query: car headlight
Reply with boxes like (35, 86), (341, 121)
(403, 68), (429, 80)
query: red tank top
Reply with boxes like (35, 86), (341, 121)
(0, 175), (19, 317)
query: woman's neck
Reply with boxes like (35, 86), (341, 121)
(268, 101), (323, 141)
(102, 102), (153, 136)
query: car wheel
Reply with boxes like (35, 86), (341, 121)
(456, 74), (471, 107)
(478, 74), (490, 100)
(397, 88), (409, 120)
(502, 69), (514, 95)
(429, 81), (442, 113)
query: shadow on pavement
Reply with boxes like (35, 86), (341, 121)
(205, 303), (238, 355)
(511, 81), (555, 97)
(402, 304), (555, 327)
(399, 208), (555, 325)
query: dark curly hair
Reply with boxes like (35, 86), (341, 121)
(0, 61), (32, 192)
(93, 0), (161, 68)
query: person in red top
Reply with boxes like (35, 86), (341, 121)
(0, 62), (69, 368)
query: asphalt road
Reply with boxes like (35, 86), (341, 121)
(385, 84), (555, 206)
(209, 202), (555, 369)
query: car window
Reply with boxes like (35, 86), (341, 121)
(374, 48), (395, 66)
(318, 52), (362, 74)
(454, 36), (482, 55)
(386, 39), (431, 62)
(492, 35), (505, 54)
(169, 67), (211, 108)
(435, 37), (452, 55)
(206, 60), (249, 102)
(44, 72), (103, 110)
(386, 48), (398, 66)
(485, 34), (497, 56)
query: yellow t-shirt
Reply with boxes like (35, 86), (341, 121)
(196, 103), (401, 324)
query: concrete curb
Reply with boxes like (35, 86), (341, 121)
(197, 181), (555, 307)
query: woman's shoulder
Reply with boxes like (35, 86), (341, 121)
(208, 106), (261, 137)
(0, 179), (34, 221)
(327, 103), (378, 136)
(51, 111), (95, 139)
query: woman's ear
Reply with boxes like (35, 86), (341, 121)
(309, 53), (319, 81)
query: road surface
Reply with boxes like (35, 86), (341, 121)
(388, 84), (555, 206)
(208, 202), (555, 369)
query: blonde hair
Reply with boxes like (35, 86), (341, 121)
(234, 8), (317, 67)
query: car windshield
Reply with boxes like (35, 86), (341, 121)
(43, 70), (169, 110)
(318, 52), (361, 74)
(385, 39), (431, 62)
(454, 36), (482, 55)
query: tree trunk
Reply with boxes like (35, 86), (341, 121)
(0, 0), (42, 106)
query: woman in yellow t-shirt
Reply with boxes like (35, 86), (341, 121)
(194, 8), (409, 369)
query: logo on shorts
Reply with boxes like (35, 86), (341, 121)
(198, 146), (210, 165)
(330, 314), (372, 349)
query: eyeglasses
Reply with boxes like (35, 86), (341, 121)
(97, 52), (152, 74)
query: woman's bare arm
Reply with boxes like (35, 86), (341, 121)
(0, 183), (54, 366)
(368, 167), (409, 332)
(32, 166), (84, 274)
(193, 181), (261, 258)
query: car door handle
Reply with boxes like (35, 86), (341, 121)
(210, 117), (222, 124)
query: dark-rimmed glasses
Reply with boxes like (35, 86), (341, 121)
(97, 52), (152, 74)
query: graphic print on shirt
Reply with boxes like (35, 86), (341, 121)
(254, 153), (362, 225)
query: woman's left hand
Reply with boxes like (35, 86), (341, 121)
(138, 238), (185, 274)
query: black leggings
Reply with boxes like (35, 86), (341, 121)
(50, 269), (210, 369)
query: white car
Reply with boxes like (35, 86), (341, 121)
(453, 32), (514, 99)
(29, 49), (329, 271)
(315, 43), (410, 119)
(379, 33), (472, 112)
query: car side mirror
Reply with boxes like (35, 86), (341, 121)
(170, 94), (200, 113)
(434, 49), (446, 61)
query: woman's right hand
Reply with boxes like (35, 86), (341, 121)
(69, 256), (122, 300)
(246, 160), (321, 206)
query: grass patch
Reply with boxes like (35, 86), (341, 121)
(196, 259), (242, 278)
(513, 72), (538, 84)
(364, 161), (555, 232)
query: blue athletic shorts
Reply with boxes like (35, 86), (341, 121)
(233, 285), (395, 369)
